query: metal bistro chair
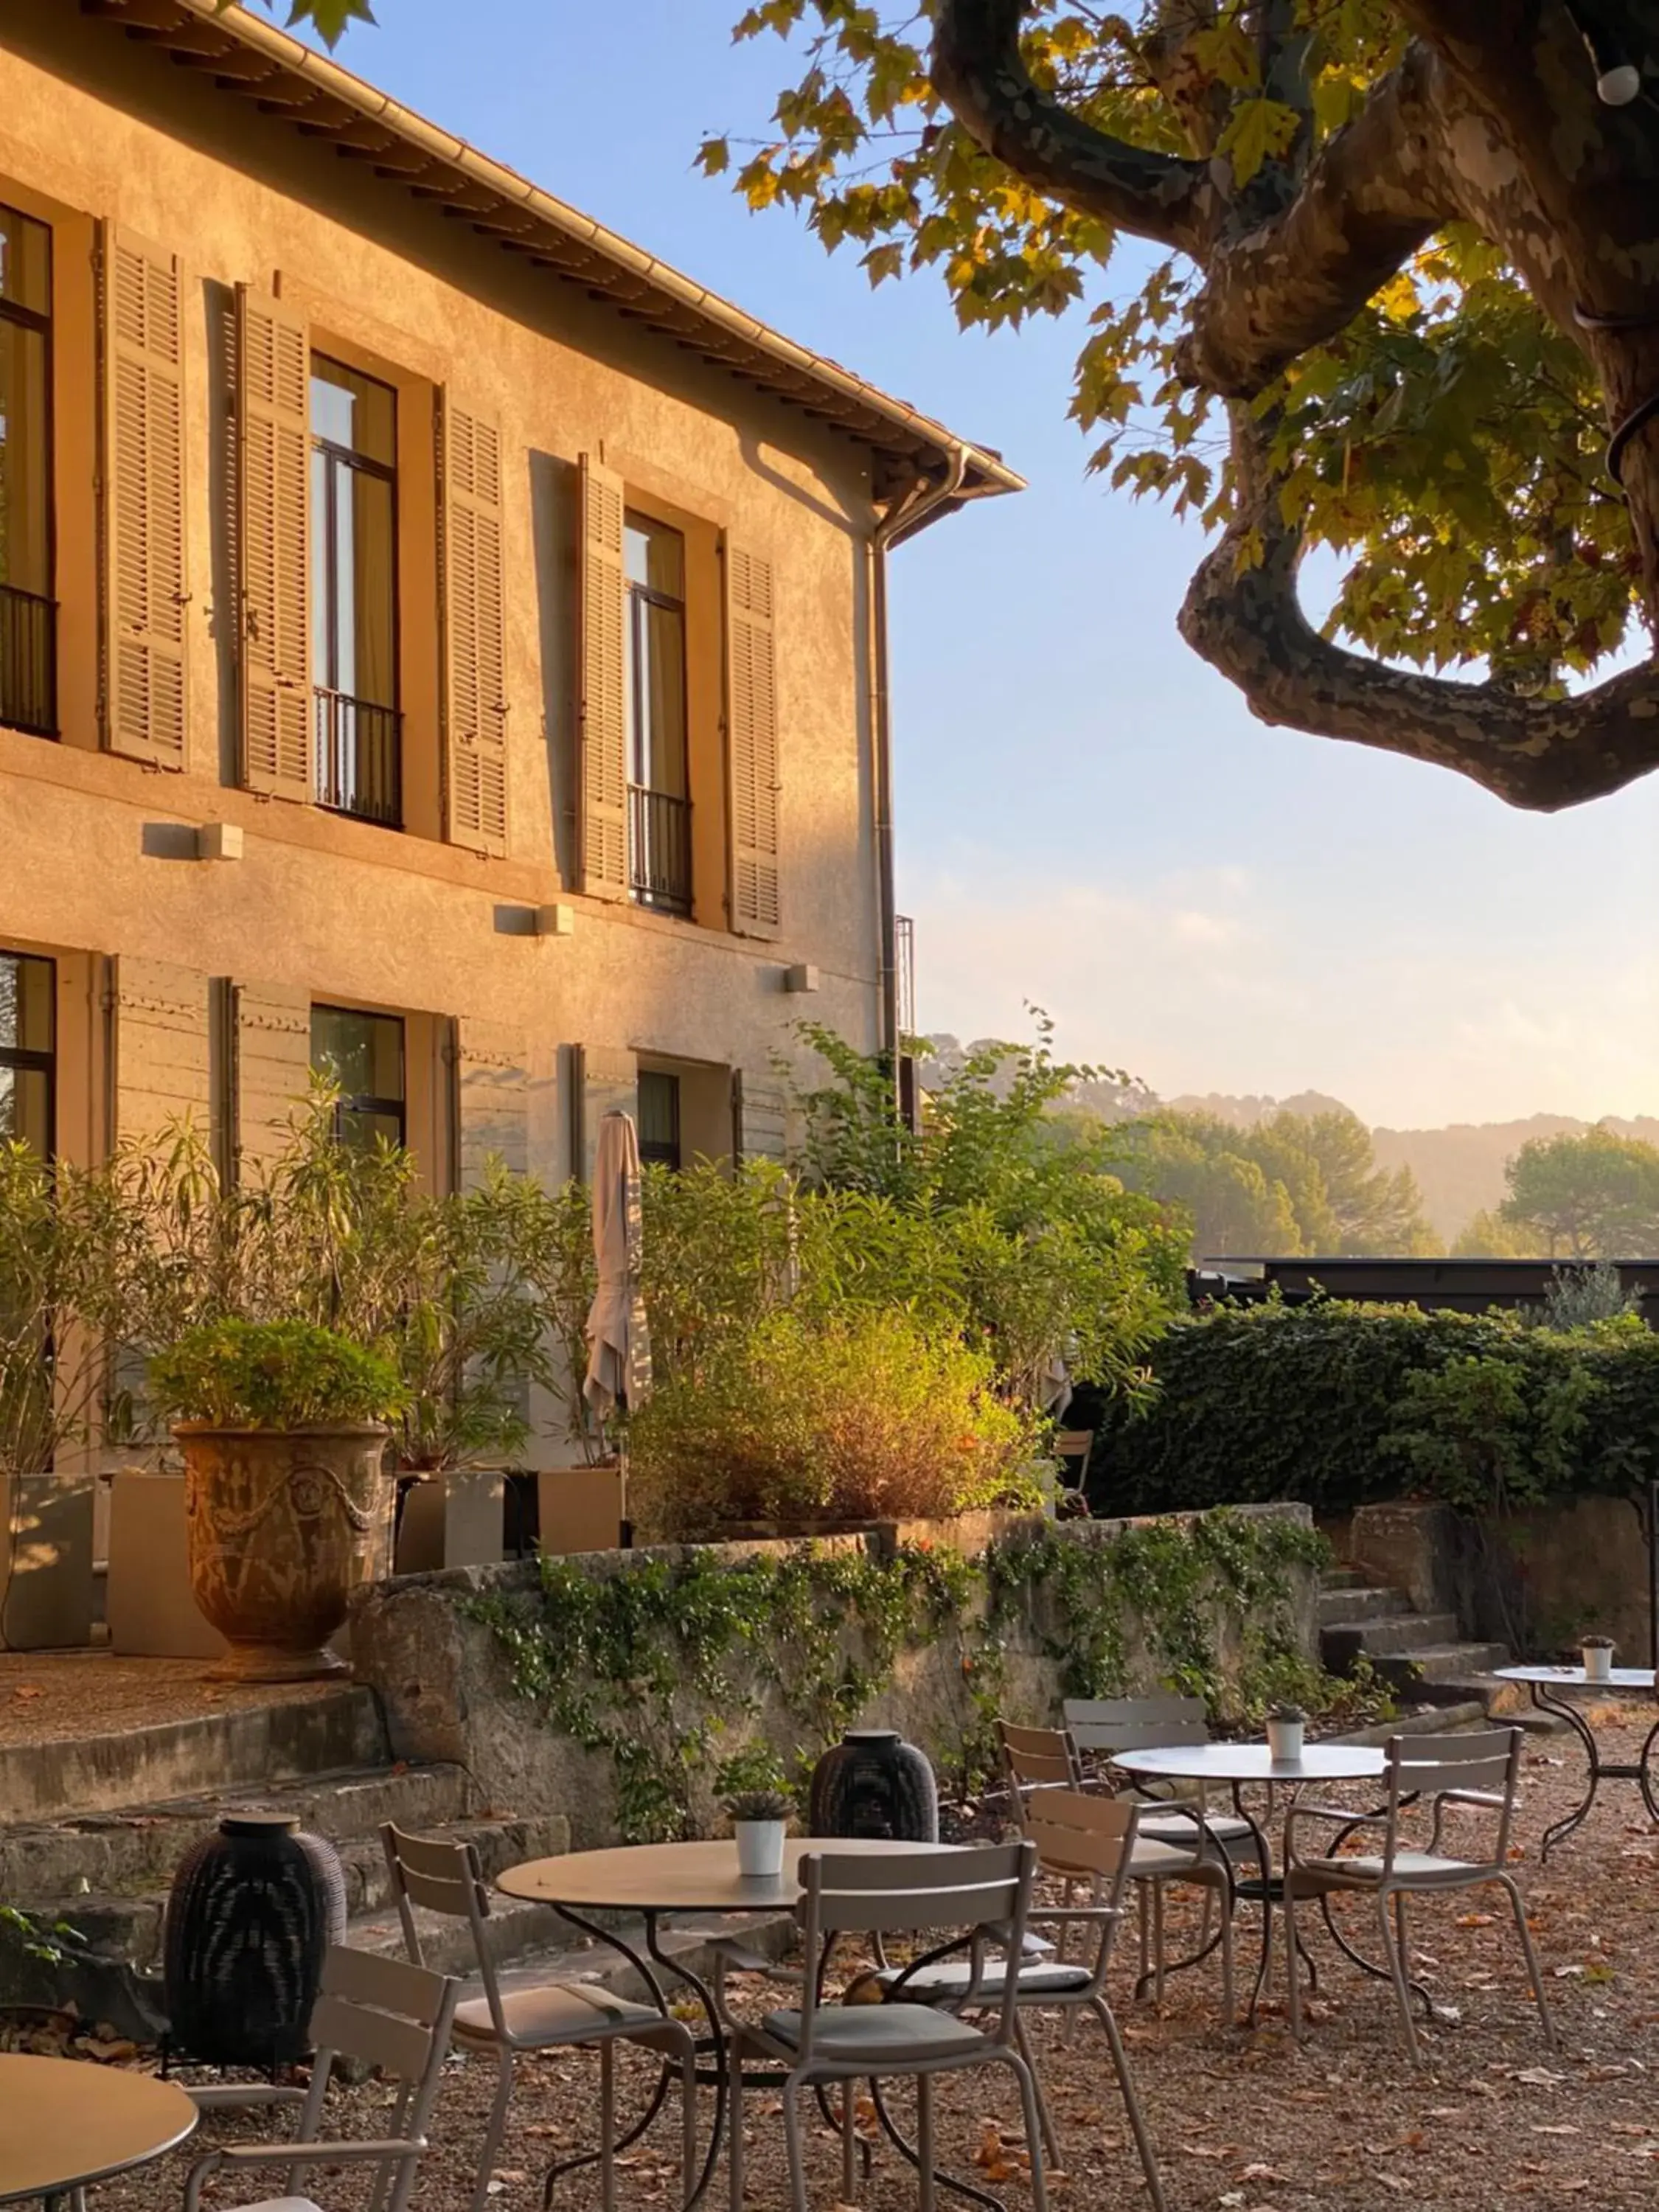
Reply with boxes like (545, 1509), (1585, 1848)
(182, 1945), (459, 2212)
(999, 1718), (1235, 2018)
(869, 1792), (1166, 2211)
(726, 1843), (1051, 2212)
(1062, 1696), (1259, 1857)
(1282, 1727), (1558, 2064)
(380, 1823), (698, 2212)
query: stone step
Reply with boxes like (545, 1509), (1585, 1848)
(1315, 1584), (1409, 1628)
(1376, 1641), (1513, 1686)
(0, 1761), (476, 1910)
(1323, 1610), (1461, 1656)
(1319, 1566), (1371, 1591)
(0, 1683), (388, 1823)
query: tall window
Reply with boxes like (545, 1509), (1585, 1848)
(310, 357), (400, 827)
(0, 204), (53, 737)
(636, 1070), (681, 1169)
(311, 1004), (406, 1151)
(0, 950), (53, 1156)
(625, 514), (691, 914)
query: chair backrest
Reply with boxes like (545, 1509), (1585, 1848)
(1382, 1727), (1524, 1870)
(795, 1843), (1034, 2061)
(1021, 1789), (1137, 1996)
(297, 1945), (460, 2212)
(999, 1719), (1081, 1816)
(1063, 1694), (1209, 1756)
(1052, 1430), (1093, 1486)
(380, 1822), (506, 2035)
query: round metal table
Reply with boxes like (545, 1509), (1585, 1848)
(1113, 1740), (1392, 2024)
(0, 2055), (198, 2208)
(498, 1837), (961, 2210)
(1494, 1664), (1659, 1857)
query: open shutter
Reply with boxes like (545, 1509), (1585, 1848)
(577, 454), (628, 900)
(440, 397), (509, 855)
(236, 285), (312, 800)
(111, 956), (210, 1149)
(233, 980), (311, 1183)
(100, 227), (187, 768)
(567, 1044), (638, 1182)
(725, 543), (780, 939)
(455, 1018), (529, 1186)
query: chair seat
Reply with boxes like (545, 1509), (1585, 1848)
(1294, 1851), (1484, 1887)
(1136, 1810), (1254, 1846)
(1128, 1836), (1223, 1879)
(224, 2199), (324, 2212)
(761, 2003), (987, 2062)
(872, 1959), (1094, 2002)
(453, 1980), (672, 2047)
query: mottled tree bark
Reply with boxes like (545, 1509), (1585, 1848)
(931, 0), (1659, 807)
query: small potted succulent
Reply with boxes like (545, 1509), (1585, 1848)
(716, 1745), (794, 1880)
(1266, 1700), (1307, 1764)
(1582, 1632), (1615, 1684)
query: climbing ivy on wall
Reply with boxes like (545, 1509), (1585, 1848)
(470, 1511), (1332, 1842)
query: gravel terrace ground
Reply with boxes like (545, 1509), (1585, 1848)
(14, 1708), (1659, 2212)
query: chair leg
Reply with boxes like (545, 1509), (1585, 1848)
(681, 2037), (699, 2212)
(728, 2047), (745, 2212)
(1151, 1881), (1166, 2001)
(471, 2045), (516, 2212)
(1377, 1889), (1422, 2066)
(841, 2076), (859, 2205)
(917, 2073), (937, 2212)
(1013, 2013), (1062, 2171)
(599, 2041), (617, 2212)
(1499, 1876), (1559, 2049)
(1004, 2051), (1050, 2212)
(1283, 1882), (1304, 2040)
(782, 2084), (809, 2212)
(1137, 1882), (1151, 1989)
(1214, 1871), (1235, 2026)
(1091, 1997), (1166, 2212)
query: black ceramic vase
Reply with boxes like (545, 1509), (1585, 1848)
(808, 1728), (939, 1842)
(163, 1811), (347, 2067)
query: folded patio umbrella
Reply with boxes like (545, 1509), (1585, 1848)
(583, 1107), (653, 1425)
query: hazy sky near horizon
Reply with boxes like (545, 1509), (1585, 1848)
(302, 1), (1659, 1133)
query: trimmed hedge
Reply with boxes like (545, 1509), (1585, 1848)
(1088, 1300), (1659, 1518)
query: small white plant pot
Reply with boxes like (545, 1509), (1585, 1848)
(1267, 1719), (1305, 1764)
(734, 1820), (787, 1879)
(1583, 1645), (1614, 1683)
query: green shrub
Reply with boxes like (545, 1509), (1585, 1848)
(148, 1318), (405, 1430)
(628, 1308), (1047, 1540)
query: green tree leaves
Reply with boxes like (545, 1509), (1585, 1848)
(1500, 1127), (1659, 1258)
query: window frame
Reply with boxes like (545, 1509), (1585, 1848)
(624, 509), (692, 917)
(309, 351), (402, 828)
(0, 199), (56, 738)
(310, 1001), (407, 1152)
(0, 945), (56, 1158)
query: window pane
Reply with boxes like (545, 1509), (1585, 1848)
(0, 205), (49, 316)
(0, 1063), (49, 1154)
(310, 443), (331, 682)
(637, 1071), (681, 1167)
(0, 951), (52, 1053)
(310, 355), (395, 467)
(348, 466), (396, 708)
(632, 597), (688, 793)
(0, 319), (50, 595)
(625, 515), (684, 599)
(310, 1005), (405, 1105)
(338, 1106), (403, 1154)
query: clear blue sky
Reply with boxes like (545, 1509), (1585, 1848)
(302, 0), (1659, 1131)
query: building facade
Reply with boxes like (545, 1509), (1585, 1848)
(0, 0), (1016, 1225)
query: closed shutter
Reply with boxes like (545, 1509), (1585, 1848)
(440, 397), (509, 855)
(236, 285), (312, 800)
(735, 1076), (787, 1165)
(725, 543), (781, 939)
(233, 980), (311, 1183)
(567, 1043), (638, 1182)
(111, 956), (210, 1150)
(577, 453), (628, 900)
(100, 228), (187, 768)
(455, 1017), (529, 1186)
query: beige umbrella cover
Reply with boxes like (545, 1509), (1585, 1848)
(583, 1108), (653, 1424)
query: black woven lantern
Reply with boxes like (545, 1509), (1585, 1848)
(809, 1729), (939, 1842)
(163, 1811), (347, 2067)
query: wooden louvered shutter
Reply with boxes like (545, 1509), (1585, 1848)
(111, 956), (210, 1148)
(440, 397), (509, 856)
(455, 1018), (529, 1185)
(100, 228), (187, 768)
(725, 544), (781, 939)
(233, 980), (311, 1184)
(733, 1074), (787, 1165)
(577, 454), (628, 900)
(236, 285), (312, 800)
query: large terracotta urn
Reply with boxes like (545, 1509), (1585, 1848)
(174, 1423), (392, 1682)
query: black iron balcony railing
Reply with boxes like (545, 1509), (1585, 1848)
(0, 582), (57, 737)
(314, 688), (403, 829)
(629, 783), (692, 915)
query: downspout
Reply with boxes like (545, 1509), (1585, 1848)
(869, 444), (970, 1088)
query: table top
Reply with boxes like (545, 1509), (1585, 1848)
(498, 1835), (959, 1914)
(1495, 1663), (1658, 1689)
(1113, 1741), (1388, 1784)
(0, 2055), (198, 2204)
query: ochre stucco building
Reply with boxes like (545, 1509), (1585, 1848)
(0, 0), (1017, 1220)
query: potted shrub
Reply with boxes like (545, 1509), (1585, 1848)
(147, 1318), (404, 1683)
(1266, 1700), (1307, 1764)
(716, 1747), (793, 1880)
(1582, 1632), (1615, 1683)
